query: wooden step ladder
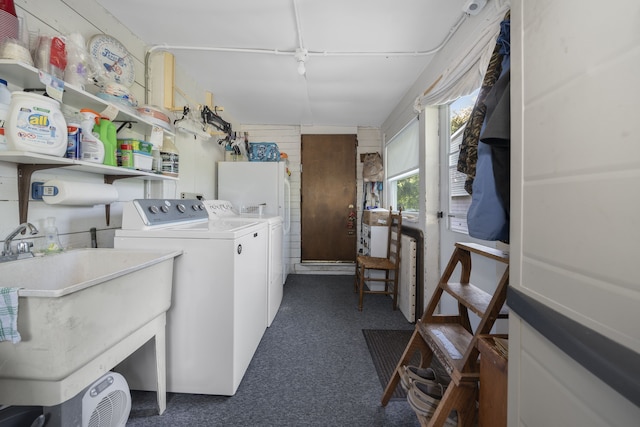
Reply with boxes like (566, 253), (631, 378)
(381, 242), (509, 426)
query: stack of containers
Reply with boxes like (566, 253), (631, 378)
(0, 1), (18, 45)
(117, 138), (153, 171)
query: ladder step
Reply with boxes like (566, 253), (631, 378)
(417, 322), (474, 375)
(441, 281), (510, 319)
(455, 242), (509, 264)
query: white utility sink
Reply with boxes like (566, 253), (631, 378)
(0, 248), (181, 412)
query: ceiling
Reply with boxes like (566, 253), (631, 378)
(97, 0), (470, 127)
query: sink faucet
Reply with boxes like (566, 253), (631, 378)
(3, 223), (39, 256)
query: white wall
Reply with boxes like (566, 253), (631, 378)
(509, 0), (640, 425)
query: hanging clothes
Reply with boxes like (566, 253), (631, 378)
(457, 11), (511, 195)
(467, 139), (509, 241)
(480, 19), (511, 216)
(456, 39), (505, 194)
(465, 14), (511, 243)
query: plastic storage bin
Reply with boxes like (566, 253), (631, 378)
(248, 142), (280, 162)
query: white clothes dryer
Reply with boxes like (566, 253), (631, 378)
(203, 200), (283, 327)
(114, 199), (268, 396)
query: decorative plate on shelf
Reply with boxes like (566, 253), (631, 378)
(88, 34), (135, 87)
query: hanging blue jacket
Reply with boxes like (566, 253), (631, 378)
(467, 19), (510, 242)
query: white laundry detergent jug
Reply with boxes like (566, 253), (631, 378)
(5, 91), (67, 156)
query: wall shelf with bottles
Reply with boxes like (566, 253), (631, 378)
(0, 151), (174, 179)
(0, 60), (179, 225)
(0, 59), (174, 138)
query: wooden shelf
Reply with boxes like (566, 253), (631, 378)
(417, 322), (473, 375)
(456, 242), (509, 263)
(441, 282), (509, 319)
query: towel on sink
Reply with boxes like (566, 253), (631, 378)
(0, 287), (21, 343)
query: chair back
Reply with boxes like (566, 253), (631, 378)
(386, 209), (403, 268)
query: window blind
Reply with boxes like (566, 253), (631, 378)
(386, 119), (419, 179)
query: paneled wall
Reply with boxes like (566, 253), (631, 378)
(509, 0), (640, 424)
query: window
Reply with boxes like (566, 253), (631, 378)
(447, 89), (479, 233)
(385, 119), (419, 212)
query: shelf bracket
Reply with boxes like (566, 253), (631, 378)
(104, 175), (134, 226)
(114, 121), (135, 133)
(17, 163), (72, 225)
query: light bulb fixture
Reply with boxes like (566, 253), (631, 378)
(294, 48), (308, 75)
(297, 61), (306, 76)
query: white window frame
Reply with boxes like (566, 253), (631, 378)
(446, 88), (479, 234)
(387, 169), (420, 213)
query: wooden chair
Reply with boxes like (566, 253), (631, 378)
(354, 208), (402, 311)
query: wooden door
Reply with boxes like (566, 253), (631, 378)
(301, 134), (357, 262)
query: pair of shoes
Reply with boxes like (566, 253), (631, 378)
(407, 378), (458, 426)
(399, 365), (438, 392)
(407, 378), (442, 417)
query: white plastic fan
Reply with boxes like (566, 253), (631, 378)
(81, 372), (131, 427)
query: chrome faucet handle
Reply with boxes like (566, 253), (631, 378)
(16, 241), (33, 254)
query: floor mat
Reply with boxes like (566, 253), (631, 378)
(362, 329), (418, 400)
(363, 329), (450, 401)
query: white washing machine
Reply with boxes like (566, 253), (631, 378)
(203, 200), (283, 327)
(113, 199), (268, 396)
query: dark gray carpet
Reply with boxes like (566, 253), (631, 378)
(125, 274), (420, 427)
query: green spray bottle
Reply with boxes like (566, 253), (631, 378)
(94, 116), (117, 166)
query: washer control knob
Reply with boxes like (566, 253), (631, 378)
(160, 205), (169, 213)
(177, 203), (186, 213)
(149, 205), (159, 214)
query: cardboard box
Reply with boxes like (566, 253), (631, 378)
(363, 209), (390, 226)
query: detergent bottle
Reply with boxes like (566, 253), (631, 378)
(79, 108), (104, 164)
(6, 91), (67, 156)
(94, 116), (117, 166)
